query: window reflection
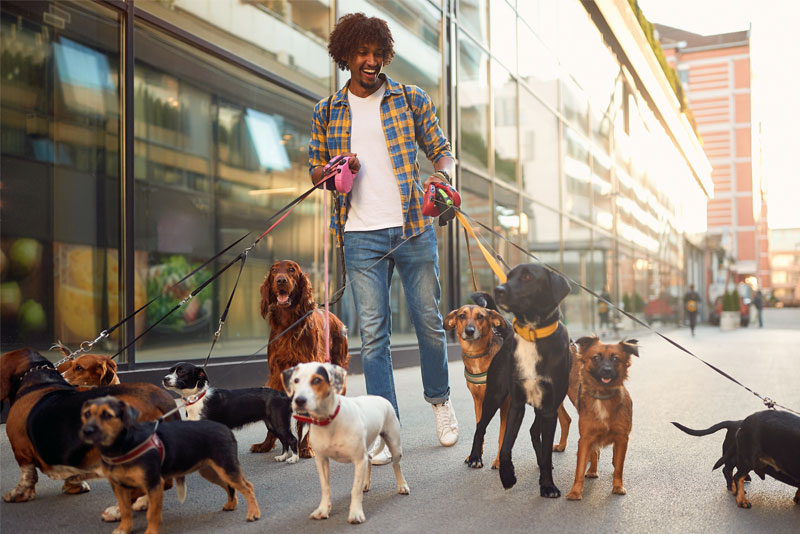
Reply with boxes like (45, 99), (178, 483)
(458, 32), (490, 173)
(492, 60), (517, 185)
(1, 1), (123, 355)
(494, 186), (521, 267)
(520, 88), (559, 210)
(458, 0), (488, 45)
(459, 170), (494, 294)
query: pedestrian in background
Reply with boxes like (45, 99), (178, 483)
(684, 284), (701, 336)
(753, 290), (764, 328)
(308, 13), (458, 465)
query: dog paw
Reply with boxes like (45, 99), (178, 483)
(585, 472), (599, 479)
(552, 444), (566, 452)
(612, 485), (627, 495)
(398, 483), (410, 495)
(348, 509), (366, 524)
(565, 490), (582, 501)
(132, 495), (149, 511)
(246, 509), (261, 521)
(309, 507), (330, 520)
(112, 527), (131, 534)
(736, 499), (752, 509)
(274, 451), (289, 462)
(250, 442), (275, 453)
(286, 453), (299, 465)
(539, 483), (561, 498)
(102, 505), (121, 522)
(3, 486), (36, 503)
(299, 448), (315, 459)
(61, 480), (90, 494)
(465, 456), (483, 469)
(223, 496), (238, 511)
(499, 462), (516, 489)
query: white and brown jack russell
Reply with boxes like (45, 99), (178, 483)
(281, 362), (410, 524)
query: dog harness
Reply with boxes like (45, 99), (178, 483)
(293, 400), (341, 426)
(512, 319), (559, 341)
(102, 433), (165, 466)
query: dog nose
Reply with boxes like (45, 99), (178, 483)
(464, 325), (476, 337)
(294, 396), (306, 407)
(277, 276), (288, 285)
(80, 424), (99, 439)
(495, 285), (506, 299)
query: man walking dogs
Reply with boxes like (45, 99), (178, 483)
(308, 13), (458, 464)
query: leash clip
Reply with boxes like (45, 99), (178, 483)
(762, 397), (776, 410)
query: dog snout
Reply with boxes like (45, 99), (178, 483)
(294, 396), (307, 408)
(463, 324), (477, 338)
(276, 275), (289, 286)
(79, 423), (100, 442)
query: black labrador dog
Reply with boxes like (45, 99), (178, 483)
(466, 263), (572, 498)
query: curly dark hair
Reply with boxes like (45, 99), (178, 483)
(328, 13), (395, 71)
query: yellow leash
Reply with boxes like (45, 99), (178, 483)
(454, 211), (507, 283)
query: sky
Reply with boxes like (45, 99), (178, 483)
(637, 0), (800, 230)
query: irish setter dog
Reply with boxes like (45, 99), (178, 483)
(254, 260), (349, 457)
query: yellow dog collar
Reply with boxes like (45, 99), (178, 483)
(513, 319), (559, 341)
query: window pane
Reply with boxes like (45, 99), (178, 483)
(492, 61), (517, 184)
(518, 20), (559, 107)
(520, 88), (559, 210)
(133, 23), (324, 362)
(459, 170), (495, 293)
(1, 1), (122, 355)
(458, 32), (490, 173)
(490, 0), (516, 74)
(562, 216), (592, 332)
(137, 0), (333, 96)
(494, 186), (521, 267)
(457, 0), (488, 45)
(563, 125), (591, 222)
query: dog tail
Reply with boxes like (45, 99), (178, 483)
(176, 476), (187, 503)
(671, 420), (738, 437)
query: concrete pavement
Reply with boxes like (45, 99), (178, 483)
(2, 310), (799, 533)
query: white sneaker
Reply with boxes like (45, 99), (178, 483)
(369, 438), (392, 465)
(432, 400), (458, 446)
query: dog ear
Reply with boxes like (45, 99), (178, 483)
(281, 366), (297, 397)
(548, 270), (571, 304)
(443, 309), (458, 331)
(99, 359), (118, 386)
(260, 272), (272, 319)
(487, 310), (506, 329)
(619, 339), (639, 358)
(197, 367), (209, 385)
(325, 363), (347, 395)
(574, 335), (598, 354)
(298, 272), (315, 313)
(121, 400), (140, 424)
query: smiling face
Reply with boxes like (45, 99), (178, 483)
(346, 42), (384, 97)
(575, 337), (638, 388)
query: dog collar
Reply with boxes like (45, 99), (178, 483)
(102, 433), (165, 466)
(183, 388), (207, 406)
(464, 368), (488, 385)
(293, 401), (341, 426)
(513, 319), (558, 341)
(588, 389), (618, 400)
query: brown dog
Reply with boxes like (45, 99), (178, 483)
(58, 353), (120, 390)
(256, 260), (349, 456)
(563, 336), (638, 500)
(0, 348), (179, 507)
(444, 302), (509, 469)
(81, 396), (260, 534)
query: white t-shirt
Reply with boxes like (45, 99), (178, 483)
(345, 82), (404, 232)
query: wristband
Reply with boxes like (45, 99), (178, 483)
(432, 170), (451, 184)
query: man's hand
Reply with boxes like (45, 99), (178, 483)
(423, 172), (447, 190)
(312, 153), (360, 186)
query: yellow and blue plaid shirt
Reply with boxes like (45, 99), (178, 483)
(308, 74), (453, 245)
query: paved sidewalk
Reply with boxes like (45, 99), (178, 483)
(2, 314), (799, 533)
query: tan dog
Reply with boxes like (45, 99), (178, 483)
(563, 336), (638, 500)
(444, 299), (509, 469)
(58, 354), (120, 390)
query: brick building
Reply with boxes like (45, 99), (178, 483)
(657, 24), (769, 299)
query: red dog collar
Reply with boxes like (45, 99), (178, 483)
(102, 433), (165, 465)
(293, 401), (341, 426)
(183, 388), (207, 406)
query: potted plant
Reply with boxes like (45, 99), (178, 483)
(720, 290), (739, 331)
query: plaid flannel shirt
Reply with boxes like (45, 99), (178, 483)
(308, 74), (453, 245)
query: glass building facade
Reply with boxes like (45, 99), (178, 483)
(0, 0), (709, 367)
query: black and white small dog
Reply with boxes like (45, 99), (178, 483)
(163, 362), (298, 463)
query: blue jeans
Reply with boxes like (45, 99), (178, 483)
(343, 225), (449, 418)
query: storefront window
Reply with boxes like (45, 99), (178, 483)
(458, 0), (488, 46)
(517, 20), (559, 108)
(1, 1), (122, 355)
(133, 23), (324, 362)
(563, 125), (591, 223)
(459, 170), (494, 295)
(520, 87), (559, 210)
(458, 32), (490, 174)
(562, 216), (592, 333)
(492, 60), (517, 185)
(494, 186), (521, 267)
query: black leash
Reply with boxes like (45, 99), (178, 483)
(454, 206), (799, 416)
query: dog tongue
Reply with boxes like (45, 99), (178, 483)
(278, 294), (290, 305)
(601, 377), (612, 384)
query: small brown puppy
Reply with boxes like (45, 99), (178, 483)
(564, 336), (638, 501)
(444, 296), (509, 469)
(58, 354), (120, 390)
(81, 396), (260, 534)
